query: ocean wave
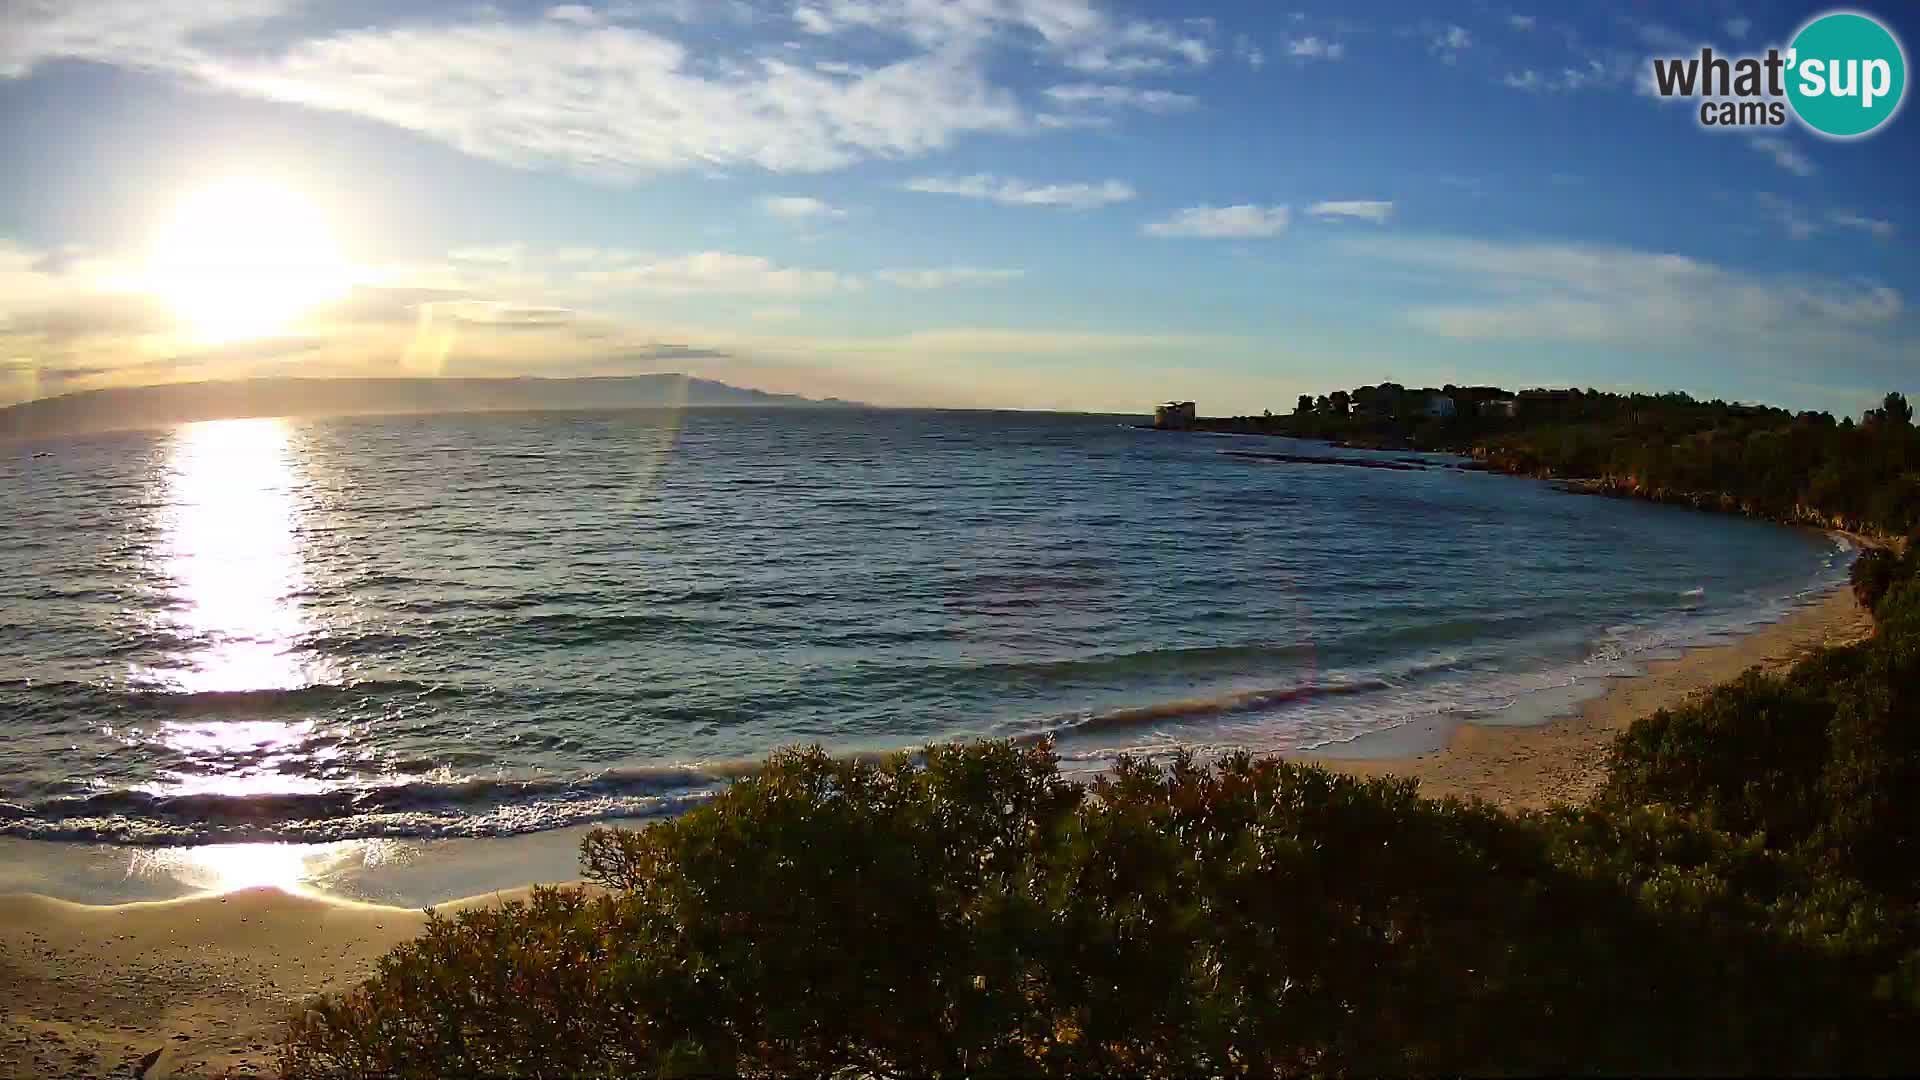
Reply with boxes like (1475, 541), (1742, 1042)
(0, 765), (736, 845)
(1048, 678), (1395, 737)
(0, 678), (463, 719)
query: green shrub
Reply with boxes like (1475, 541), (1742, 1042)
(1853, 546), (1901, 611)
(1599, 662), (1846, 845)
(1817, 635), (1920, 897)
(284, 743), (1920, 1078)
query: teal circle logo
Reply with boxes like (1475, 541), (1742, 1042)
(1787, 10), (1907, 138)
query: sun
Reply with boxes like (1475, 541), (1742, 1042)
(148, 178), (351, 344)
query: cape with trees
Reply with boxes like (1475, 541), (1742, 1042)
(1225, 384), (1919, 536)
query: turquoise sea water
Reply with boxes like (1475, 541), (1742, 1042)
(0, 407), (1851, 846)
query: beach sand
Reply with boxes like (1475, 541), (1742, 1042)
(0, 584), (1875, 1078)
(1303, 584), (1874, 810)
(0, 889), (444, 1079)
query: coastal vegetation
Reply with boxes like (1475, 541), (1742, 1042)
(1233, 384), (1920, 535)
(281, 387), (1920, 1077)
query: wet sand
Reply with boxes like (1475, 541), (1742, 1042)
(1302, 584), (1873, 810)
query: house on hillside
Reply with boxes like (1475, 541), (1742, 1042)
(1421, 393), (1456, 418)
(1479, 398), (1518, 418)
(1154, 401), (1197, 429)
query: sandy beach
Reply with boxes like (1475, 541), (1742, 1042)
(0, 889), (426, 1079)
(0, 581), (1875, 1079)
(1305, 583), (1874, 810)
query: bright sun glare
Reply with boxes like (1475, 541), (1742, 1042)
(148, 178), (351, 344)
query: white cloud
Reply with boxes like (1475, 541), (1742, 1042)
(1431, 24), (1472, 61)
(1755, 192), (1819, 240)
(1748, 135), (1817, 177)
(783, 0), (1213, 75)
(0, 0), (292, 78)
(1725, 17), (1752, 40)
(1308, 200), (1394, 224)
(1502, 59), (1620, 93)
(1043, 83), (1197, 112)
(202, 23), (1031, 176)
(903, 173), (1136, 209)
(758, 195), (848, 221)
(1284, 36), (1346, 61)
(1337, 234), (1907, 353)
(575, 251), (857, 295)
(881, 327), (1222, 353)
(448, 244), (526, 264)
(545, 5), (600, 26)
(1144, 204), (1290, 239)
(1033, 111), (1116, 130)
(2, 0), (1210, 179)
(1830, 211), (1896, 241)
(1508, 14), (1537, 31)
(793, 6), (835, 34)
(876, 267), (1026, 289)
(1233, 34), (1267, 69)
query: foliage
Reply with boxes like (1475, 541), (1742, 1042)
(1854, 546), (1901, 610)
(1225, 384), (1920, 535)
(286, 738), (1920, 1077)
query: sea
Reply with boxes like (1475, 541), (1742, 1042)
(0, 407), (1853, 854)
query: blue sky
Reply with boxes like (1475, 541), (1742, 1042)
(0, 0), (1914, 415)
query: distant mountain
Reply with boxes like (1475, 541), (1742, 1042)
(0, 376), (861, 440)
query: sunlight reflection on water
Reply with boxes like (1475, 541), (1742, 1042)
(141, 418), (326, 693)
(127, 839), (404, 896)
(129, 418), (350, 807)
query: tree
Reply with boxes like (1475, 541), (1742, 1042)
(1296, 394), (1314, 416)
(1331, 390), (1351, 416)
(1884, 392), (1913, 429)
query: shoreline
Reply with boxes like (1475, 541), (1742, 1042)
(1297, 580), (1872, 810)
(1, 547), (1875, 1078)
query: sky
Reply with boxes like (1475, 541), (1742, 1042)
(0, 0), (1915, 416)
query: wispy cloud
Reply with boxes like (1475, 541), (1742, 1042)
(1233, 34), (1267, 69)
(1747, 135), (1817, 177)
(903, 174), (1137, 210)
(1830, 210), (1896, 241)
(1725, 17), (1752, 40)
(1501, 59), (1620, 93)
(0, 0), (1214, 179)
(1307, 200), (1394, 224)
(1431, 25), (1472, 62)
(1042, 83), (1198, 112)
(876, 267), (1026, 289)
(574, 251), (858, 295)
(1284, 36), (1346, 61)
(1144, 204), (1291, 238)
(758, 195), (848, 221)
(1755, 193), (1820, 240)
(787, 0), (1214, 75)
(1338, 234), (1906, 354)
(448, 244), (526, 265)
(1508, 14), (1537, 31)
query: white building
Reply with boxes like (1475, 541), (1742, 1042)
(1422, 393), (1456, 418)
